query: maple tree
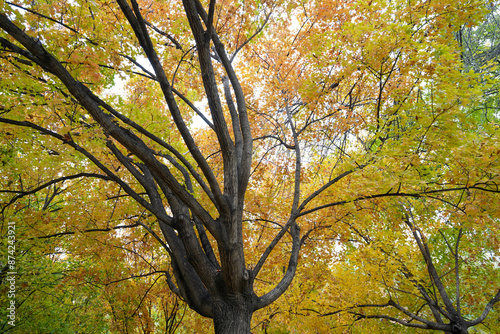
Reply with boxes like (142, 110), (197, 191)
(0, 0), (499, 333)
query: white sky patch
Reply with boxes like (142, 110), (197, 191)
(191, 99), (210, 129)
(103, 74), (127, 97)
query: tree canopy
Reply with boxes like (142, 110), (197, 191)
(0, 0), (499, 333)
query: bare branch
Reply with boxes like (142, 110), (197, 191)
(1, 172), (110, 213)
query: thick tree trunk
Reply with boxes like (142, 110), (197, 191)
(444, 322), (469, 334)
(212, 300), (253, 334)
(443, 329), (468, 334)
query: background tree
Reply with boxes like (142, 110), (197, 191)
(0, 0), (499, 333)
(304, 197), (500, 333)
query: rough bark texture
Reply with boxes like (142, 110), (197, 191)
(212, 299), (254, 334)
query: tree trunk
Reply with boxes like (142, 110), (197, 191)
(212, 300), (253, 334)
(444, 323), (469, 334)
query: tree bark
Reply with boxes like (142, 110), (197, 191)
(444, 326), (468, 334)
(212, 299), (253, 334)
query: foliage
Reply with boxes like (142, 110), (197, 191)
(0, 0), (499, 333)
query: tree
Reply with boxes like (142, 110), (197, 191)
(304, 197), (500, 334)
(1, 0), (499, 333)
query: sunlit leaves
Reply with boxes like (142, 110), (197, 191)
(1, 0), (499, 332)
